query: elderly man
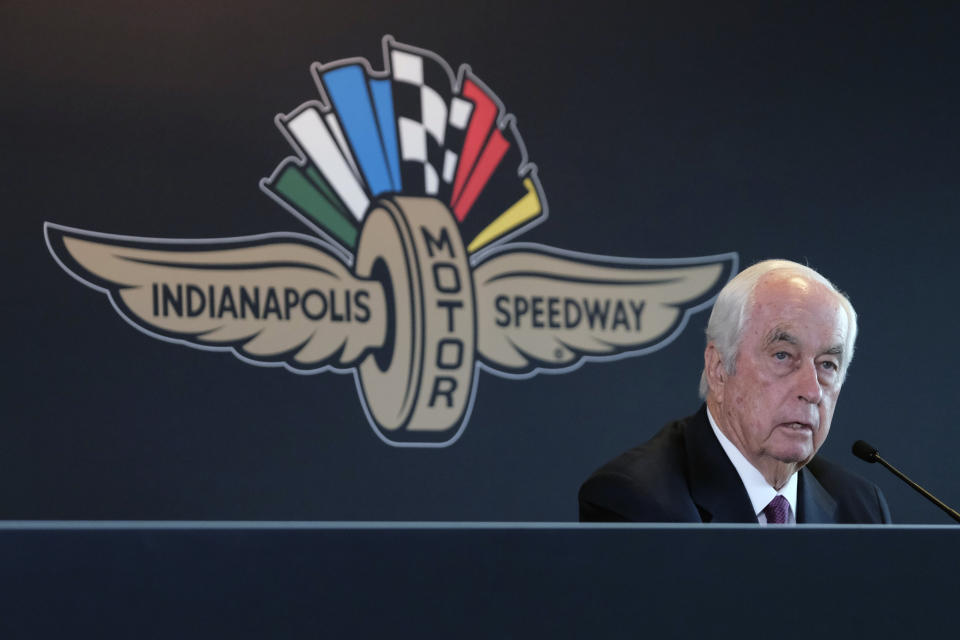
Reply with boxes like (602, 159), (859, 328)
(579, 259), (891, 524)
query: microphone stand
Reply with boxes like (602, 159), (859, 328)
(872, 452), (960, 524)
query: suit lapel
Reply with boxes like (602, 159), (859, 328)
(797, 467), (838, 523)
(684, 406), (758, 523)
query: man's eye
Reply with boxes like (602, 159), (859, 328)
(820, 361), (838, 371)
(774, 352), (789, 360)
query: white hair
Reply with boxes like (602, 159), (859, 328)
(698, 259), (858, 399)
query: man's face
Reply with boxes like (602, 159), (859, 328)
(712, 274), (849, 472)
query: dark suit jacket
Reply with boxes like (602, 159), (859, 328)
(579, 405), (892, 523)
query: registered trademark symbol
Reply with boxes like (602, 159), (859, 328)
(555, 348), (564, 359)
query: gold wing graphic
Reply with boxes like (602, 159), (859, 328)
(45, 225), (386, 370)
(472, 246), (734, 374)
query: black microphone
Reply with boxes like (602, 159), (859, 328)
(851, 440), (878, 463)
(852, 439), (960, 524)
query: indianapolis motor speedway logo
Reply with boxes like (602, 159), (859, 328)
(45, 37), (737, 447)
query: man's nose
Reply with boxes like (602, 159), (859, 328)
(796, 360), (823, 404)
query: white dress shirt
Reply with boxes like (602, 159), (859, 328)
(706, 408), (798, 525)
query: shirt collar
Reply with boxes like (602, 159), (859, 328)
(706, 407), (798, 523)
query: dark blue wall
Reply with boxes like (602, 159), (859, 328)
(2, 2), (958, 523)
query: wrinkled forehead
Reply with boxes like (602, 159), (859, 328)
(749, 275), (850, 347)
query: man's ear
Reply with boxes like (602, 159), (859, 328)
(704, 343), (726, 398)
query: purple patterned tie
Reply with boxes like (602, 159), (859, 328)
(763, 495), (790, 525)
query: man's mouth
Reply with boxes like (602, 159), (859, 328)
(780, 422), (815, 432)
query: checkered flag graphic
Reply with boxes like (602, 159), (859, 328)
(264, 37), (546, 257)
(390, 45), (473, 200)
(440, 95), (473, 202)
